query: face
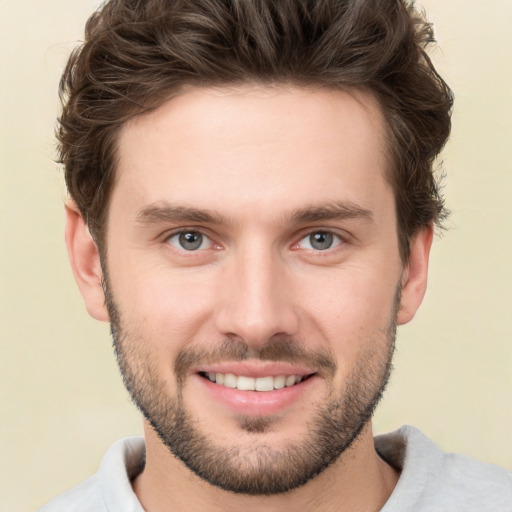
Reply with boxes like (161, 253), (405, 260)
(70, 86), (430, 494)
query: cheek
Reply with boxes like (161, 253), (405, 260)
(296, 265), (399, 358)
(302, 263), (399, 314)
(109, 262), (219, 352)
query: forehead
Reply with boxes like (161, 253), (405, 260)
(113, 86), (392, 225)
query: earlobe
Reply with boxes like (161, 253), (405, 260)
(65, 201), (109, 322)
(397, 225), (434, 325)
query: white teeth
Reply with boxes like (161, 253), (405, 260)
(223, 373), (237, 388)
(285, 375), (296, 387)
(255, 376), (274, 391)
(237, 375), (255, 390)
(273, 375), (286, 389)
(204, 372), (306, 391)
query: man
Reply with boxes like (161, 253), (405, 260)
(40, 0), (511, 510)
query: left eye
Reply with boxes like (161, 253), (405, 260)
(167, 231), (212, 251)
(297, 231), (342, 251)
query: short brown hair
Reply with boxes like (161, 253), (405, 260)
(58, 0), (453, 260)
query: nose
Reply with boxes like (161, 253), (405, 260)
(214, 244), (300, 347)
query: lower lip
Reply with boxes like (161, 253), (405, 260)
(194, 374), (319, 416)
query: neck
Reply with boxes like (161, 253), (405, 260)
(132, 422), (399, 512)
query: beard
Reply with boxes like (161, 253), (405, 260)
(104, 275), (398, 495)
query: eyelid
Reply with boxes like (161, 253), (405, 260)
(292, 229), (347, 251)
(160, 226), (348, 253)
(163, 227), (219, 252)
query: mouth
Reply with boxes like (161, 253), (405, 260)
(194, 364), (321, 416)
(198, 371), (315, 391)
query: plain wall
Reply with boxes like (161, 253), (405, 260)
(1, 1), (511, 510)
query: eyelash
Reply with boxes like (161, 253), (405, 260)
(163, 228), (346, 254)
(165, 230), (216, 252)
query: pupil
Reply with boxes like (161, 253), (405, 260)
(179, 232), (202, 250)
(310, 232), (333, 250)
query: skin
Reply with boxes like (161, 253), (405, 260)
(65, 86), (433, 512)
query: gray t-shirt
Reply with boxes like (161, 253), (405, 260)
(39, 426), (512, 511)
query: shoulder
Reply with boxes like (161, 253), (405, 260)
(376, 425), (512, 511)
(38, 474), (104, 512)
(37, 437), (146, 512)
(436, 449), (512, 506)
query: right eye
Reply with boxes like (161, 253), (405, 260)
(166, 231), (213, 251)
(296, 231), (343, 251)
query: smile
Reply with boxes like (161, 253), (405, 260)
(200, 372), (311, 391)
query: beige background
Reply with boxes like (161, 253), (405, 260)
(1, 1), (511, 510)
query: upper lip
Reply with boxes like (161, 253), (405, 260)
(193, 361), (317, 378)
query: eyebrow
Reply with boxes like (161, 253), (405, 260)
(288, 201), (374, 224)
(136, 202), (226, 225)
(135, 200), (373, 227)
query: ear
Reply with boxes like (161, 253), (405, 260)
(397, 225), (434, 325)
(65, 201), (109, 322)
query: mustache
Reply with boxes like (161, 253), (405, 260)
(174, 336), (337, 382)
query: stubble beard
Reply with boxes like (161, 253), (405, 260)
(104, 275), (398, 495)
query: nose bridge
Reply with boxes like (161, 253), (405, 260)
(215, 237), (299, 345)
